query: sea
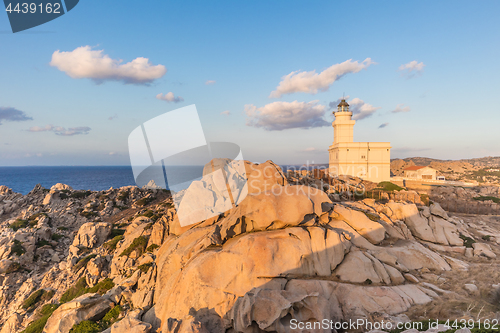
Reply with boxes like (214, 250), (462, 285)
(0, 164), (320, 195)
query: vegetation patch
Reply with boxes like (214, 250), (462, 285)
(473, 196), (500, 204)
(36, 240), (52, 248)
(28, 212), (47, 221)
(138, 262), (153, 273)
(57, 226), (68, 231)
(146, 244), (159, 253)
(20, 303), (60, 333)
(51, 233), (65, 241)
(69, 320), (102, 333)
(482, 235), (492, 241)
(22, 290), (45, 310)
(72, 254), (97, 273)
(103, 235), (124, 252)
(460, 234), (476, 248)
(110, 228), (126, 238)
(376, 181), (404, 192)
(80, 211), (98, 218)
(9, 219), (29, 231)
(60, 277), (88, 303)
(139, 210), (161, 221)
(120, 235), (149, 257)
(117, 191), (129, 201)
(59, 277), (114, 304)
(11, 239), (26, 256)
(135, 197), (154, 207)
(363, 211), (380, 222)
(85, 278), (114, 294)
(102, 305), (122, 326)
(71, 191), (91, 199)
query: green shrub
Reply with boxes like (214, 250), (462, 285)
(36, 240), (52, 248)
(363, 212), (380, 222)
(103, 235), (124, 252)
(71, 191), (91, 199)
(110, 228), (125, 238)
(120, 236), (149, 257)
(39, 303), (59, 316)
(60, 277), (114, 304)
(102, 305), (122, 325)
(138, 262), (153, 273)
(146, 244), (159, 252)
(57, 226), (68, 231)
(60, 277), (88, 303)
(135, 197), (153, 207)
(22, 289), (45, 310)
(80, 211), (98, 218)
(51, 233), (65, 241)
(9, 219), (29, 231)
(11, 239), (26, 256)
(117, 191), (129, 201)
(28, 213), (47, 221)
(86, 278), (114, 294)
(20, 304), (59, 333)
(69, 320), (102, 333)
(473, 195), (500, 204)
(72, 254), (97, 273)
(460, 234), (476, 248)
(376, 181), (404, 192)
(482, 235), (492, 241)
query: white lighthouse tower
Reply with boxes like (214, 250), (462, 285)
(328, 98), (391, 183)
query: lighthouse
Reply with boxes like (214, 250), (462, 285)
(328, 99), (391, 183)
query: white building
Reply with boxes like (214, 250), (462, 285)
(328, 99), (391, 183)
(403, 166), (437, 180)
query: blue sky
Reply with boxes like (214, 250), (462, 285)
(1, 1), (499, 166)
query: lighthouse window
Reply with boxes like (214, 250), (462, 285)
(361, 155), (366, 159)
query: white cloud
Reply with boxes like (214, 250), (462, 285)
(205, 80), (216, 85)
(392, 104), (411, 113)
(156, 92), (184, 103)
(269, 58), (374, 98)
(378, 122), (389, 128)
(50, 46), (167, 84)
(245, 100), (328, 131)
(349, 98), (381, 120)
(398, 60), (425, 78)
(220, 110), (231, 116)
(28, 125), (91, 136)
(0, 107), (32, 125)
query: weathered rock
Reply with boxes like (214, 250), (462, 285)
(334, 205), (386, 244)
(472, 243), (496, 258)
(51, 183), (73, 191)
(43, 294), (114, 333)
(109, 309), (151, 333)
(72, 222), (112, 249)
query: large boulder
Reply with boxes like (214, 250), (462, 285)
(109, 310), (152, 333)
(334, 206), (386, 244)
(51, 183), (73, 191)
(72, 222), (112, 249)
(43, 294), (114, 333)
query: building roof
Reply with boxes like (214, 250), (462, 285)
(403, 165), (428, 171)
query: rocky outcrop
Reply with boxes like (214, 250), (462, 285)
(43, 294), (113, 333)
(1, 159), (499, 333)
(72, 222), (112, 249)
